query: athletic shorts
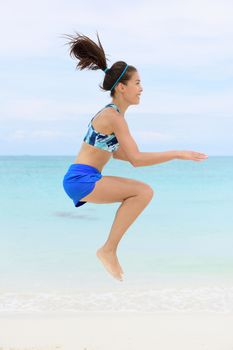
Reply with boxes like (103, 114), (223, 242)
(62, 163), (103, 208)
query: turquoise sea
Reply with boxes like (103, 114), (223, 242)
(0, 156), (233, 314)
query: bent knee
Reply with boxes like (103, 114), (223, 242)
(139, 184), (155, 199)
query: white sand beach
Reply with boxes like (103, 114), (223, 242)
(0, 311), (233, 350)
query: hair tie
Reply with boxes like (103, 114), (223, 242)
(103, 67), (109, 73)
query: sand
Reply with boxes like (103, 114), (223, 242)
(0, 311), (233, 350)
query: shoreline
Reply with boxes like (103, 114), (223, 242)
(1, 281), (233, 314)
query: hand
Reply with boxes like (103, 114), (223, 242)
(177, 150), (208, 161)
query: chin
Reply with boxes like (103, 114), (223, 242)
(129, 98), (140, 106)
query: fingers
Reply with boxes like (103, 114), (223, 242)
(194, 152), (208, 159)
(193, 152), (208, 161)
(180, 150), (208, 161)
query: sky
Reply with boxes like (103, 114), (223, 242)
(0, 0), (232, 155)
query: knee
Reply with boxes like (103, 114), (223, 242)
(140, 184), (155, 200)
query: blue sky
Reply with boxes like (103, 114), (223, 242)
(0, 0), (232, 155)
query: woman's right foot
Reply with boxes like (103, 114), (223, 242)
(96, 247), (123, 281)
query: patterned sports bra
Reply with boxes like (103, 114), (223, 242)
(83, 103), (120, 152)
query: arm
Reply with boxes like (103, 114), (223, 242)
(111, 111), (179, 167)
(135, 150), (179, 167)
(113, 146), (178, 166)
(112, 146), (129, 162)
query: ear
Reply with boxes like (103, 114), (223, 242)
(116, 82), (127, 92)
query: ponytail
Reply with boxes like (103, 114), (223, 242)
(62, 31), (137, 97)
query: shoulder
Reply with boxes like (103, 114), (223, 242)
(105, 109), (127, 126)
(99, 108), (127, 131)
(109, 111), (130, 135)
(103, 107), (121, 118)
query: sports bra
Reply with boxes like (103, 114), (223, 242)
(83, 103), (120, 152)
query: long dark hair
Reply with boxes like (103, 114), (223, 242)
(62, 31), (137, 97)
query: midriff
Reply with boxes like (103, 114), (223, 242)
(73, 141), (112, 173)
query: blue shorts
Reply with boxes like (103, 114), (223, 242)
(62, 163), (103, 208)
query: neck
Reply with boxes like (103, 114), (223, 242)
(110, 98), (130, 116)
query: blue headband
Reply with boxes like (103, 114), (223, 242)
(103, 64), (129, 91)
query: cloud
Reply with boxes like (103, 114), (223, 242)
(6, 129), (66, 141)
(0, 0), (232, 68)
(134, 89), (233, 114)
(133, 130), (174, 143)
(0, 96), (101, 122)
(1, 87), (232, 124)
(0, 0), (232, 155)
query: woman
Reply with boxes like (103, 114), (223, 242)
(62, 32), (208, 282)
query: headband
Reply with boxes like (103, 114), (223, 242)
(103, 64), (129, 91)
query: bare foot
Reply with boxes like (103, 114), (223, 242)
(96, 247), (124, 281)
(97, 246), (124, 275)
(117, 261), (124, 275)
(109, 252), (124, 275)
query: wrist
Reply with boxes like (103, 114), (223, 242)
(174, 151), (181, 159)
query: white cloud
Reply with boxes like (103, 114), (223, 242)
(6, 129), (66, 141)
(0, 0), (232, 68)
(133, 130), (174, 142)
(0, 0), (232, 154)
(0, 96), (104, 122)
(1, 87), (232, 123)
(133, 90), (233, 114)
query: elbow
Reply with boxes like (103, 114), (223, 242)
(131, 159), (138, 167)
(130, 153), (141, 167)
(131, 160), (139, 168)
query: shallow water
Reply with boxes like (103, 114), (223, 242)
(0, 156), (232, 313)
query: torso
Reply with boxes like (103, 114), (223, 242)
(73, 107), (117, 172)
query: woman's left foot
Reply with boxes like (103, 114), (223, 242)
(96, 247), (124, 281)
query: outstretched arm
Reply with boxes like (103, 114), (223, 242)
(113, 146), (178, 165)
(111, 112), (208, 167)
(111, 112), (178, 167)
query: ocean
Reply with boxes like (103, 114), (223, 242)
(0, 155), (233, 314)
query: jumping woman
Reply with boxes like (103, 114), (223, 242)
(62, 31), (208, 282)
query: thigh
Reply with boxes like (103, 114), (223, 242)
(80, 175), (154, 204)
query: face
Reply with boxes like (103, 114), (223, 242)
(116, 70), (143, 105)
